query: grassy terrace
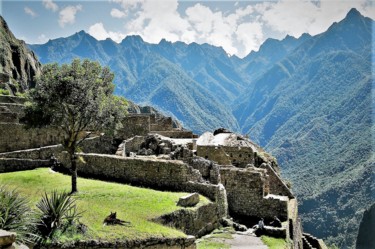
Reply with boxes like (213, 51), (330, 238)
(0, 168), (210, 242)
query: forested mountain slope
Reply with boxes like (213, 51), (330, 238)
(27, 8), (374, 248)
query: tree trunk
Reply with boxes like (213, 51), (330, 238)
(70, 152), (78, 194)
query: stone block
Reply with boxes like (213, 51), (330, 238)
(177, 193), (200, 207)
(0, 230), (16, 246)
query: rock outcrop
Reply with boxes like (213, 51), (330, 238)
(0, 16), (41, 94)
(356, 203), (375, 249)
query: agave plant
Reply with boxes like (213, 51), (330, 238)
(35, 190), (82, 240)
(0, 185), (37, 243)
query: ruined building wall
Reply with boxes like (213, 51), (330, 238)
(124, 136), (145, 155)
(116, 115), (150, 139)
(220, 166), (288, 221)
(0, 123), (63, 153)
(196, 145), (254, 167)
(149, 114), (173, 131)
(61, 153), (203, 191)
(261, 163), (294, 198)
(196, 146), (231, 165)
(221, 146), (254, 168)
(149, 130), (194, 138)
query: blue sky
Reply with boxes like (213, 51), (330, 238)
(1, 0), (374, 57)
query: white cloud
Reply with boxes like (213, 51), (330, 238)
(256, 0), (375, 37)
(24, 7), (37, 18)
(38, 34), (48, 43)
(109, 0), (375, 57)
(42, 0), (58, 12)
(58, 5), (82, 28)
(125, 0), (190, 43)
(110, 8), (126, 18)
(236, 22), (264, 54)
(110, 0), (144, 15)
(88, 22), (126, 43)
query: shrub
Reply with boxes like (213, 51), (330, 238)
(34, 190), (83, 241)
(0, 185), (35, 243)
(0, 89), (10, 95)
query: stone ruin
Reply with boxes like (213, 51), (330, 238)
(0, 95), (327, 249)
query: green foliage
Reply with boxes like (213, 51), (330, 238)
(15, 92), (26, 98)
(34, 190), (82, 241)
(23, 58), (127, 144)
(22, 58), (128, 193)
(261, 236), (287, 249)
(0, 89), (10, 95)
(0, 185), (35, 243)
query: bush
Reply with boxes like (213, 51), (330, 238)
(34, 190), (83, 242)
(0, 89), (10, 95)
(0, 185), (35, 243)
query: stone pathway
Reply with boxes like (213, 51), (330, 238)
(223, 230), (268, 249)
(197, 228), (268, 249)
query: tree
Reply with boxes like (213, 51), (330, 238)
(22, 59), (127, 193)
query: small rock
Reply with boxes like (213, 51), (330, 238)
(177, 193), (200, 207)
(233, 222), (247, 232)
(220, 218), (234, 227)
(0, 230), (16, 246)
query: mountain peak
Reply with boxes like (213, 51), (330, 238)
(346, 8), (362, 19)
(123, 35), (143, 43)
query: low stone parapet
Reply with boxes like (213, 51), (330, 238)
(154, 203), (220, 238)
(39, 236), (196, 249)
(262, 226), (287, 238)
(150, 131), (194, 138)
(0, 158), (50, 173)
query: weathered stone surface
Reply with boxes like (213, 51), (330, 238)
(154, 202), (220, 237)
(0, 16), (41, 92)
(260, 163), (294, 198)
(233, 222), (247, 232)
(0, 123), (64, 153)
(39, 236), (196, 249)
(0, 158), (50, 173)
(177, 193), (200, 207)
(220, 166), (288, 221)
(59, 153), (205, 191)
(0, 230), (16, 246)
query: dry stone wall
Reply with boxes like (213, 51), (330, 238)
(0, 158), (50, 173)
(0, 136), (113, 160)
(41, 236), (196, 249)
(196, 146), (231, 165)
(220, 166), (288, 221)
(150, 114), (173, 131)
(154, 203), (220, 237)
(261, 163), (294, 198)
(61, 154), (204, 191)
(150, 131), (194, 138)
(117, 115), (150, 139)
(196, 145), (254, 168)
(0, 123), (63, 153)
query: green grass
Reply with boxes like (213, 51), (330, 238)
(196, 228), (233, 249)
(0, 168), (210, 242)
(196, 240), (230, 249)
(261, 235), (287, 249)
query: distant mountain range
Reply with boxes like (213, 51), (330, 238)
(28, 8), (373, 248)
